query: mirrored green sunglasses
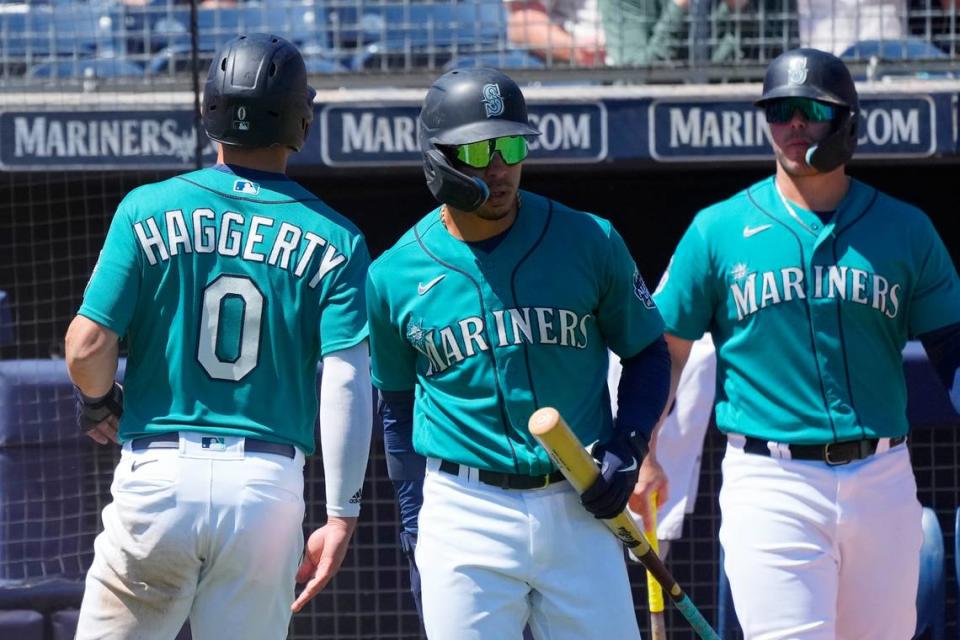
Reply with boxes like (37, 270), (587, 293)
(764, 97), (837, 124)
(454, 136), (528, 168)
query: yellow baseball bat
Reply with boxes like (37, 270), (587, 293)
(528, 407), (719, 640)
(644, 491), (667, 640)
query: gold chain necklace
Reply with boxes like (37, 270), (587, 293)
(439, 193), (522, 230)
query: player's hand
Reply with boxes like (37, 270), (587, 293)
(75, 382), (123, 445)
(581, 431), (647, 520)
(628, 453), (668, 530)
(291, 516), (357, 613)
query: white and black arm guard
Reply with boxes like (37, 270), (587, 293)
(319, 340), (373, 518)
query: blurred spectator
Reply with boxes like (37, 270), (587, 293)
(797, 0), (906, 54)
(599, 0), (688, 64)
(599, 0), (751, 65)
(700, 0), (799, 63)
(505, 0), (607, 65)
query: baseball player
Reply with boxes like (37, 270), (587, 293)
(65, 34), (372, 639)
(366, 66), (671, 639)
(608, 334), (716, 556)
(652, 48), (960, 639)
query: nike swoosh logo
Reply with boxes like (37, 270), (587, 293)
(743, 224), (773, 238)
(418, 275), (445, 295)
(618, 460), (639, 473)
(131, 459), (158, 472)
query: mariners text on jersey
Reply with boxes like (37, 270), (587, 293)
(407, 306), (592, 376)
(730, 264), (901, 321)
(132, 207), (346, 288)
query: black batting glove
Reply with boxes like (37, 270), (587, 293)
(580, 430), (648, 520)
(75, 382), (124, 433)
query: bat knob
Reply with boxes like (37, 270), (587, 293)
(528, 407), (560, 435)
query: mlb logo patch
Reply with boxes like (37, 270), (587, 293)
(233, 179), (260, 196)
(633, 269), (656, 309)
(201, 436), (227, 451)
(233, 105), (251, 131)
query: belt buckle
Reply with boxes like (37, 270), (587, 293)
(823, 442), (852, 466)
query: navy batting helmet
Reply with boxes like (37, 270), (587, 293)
(418, 67), (540, 212)
(202, 34), (316, 152)
(755, 48), (859, 172)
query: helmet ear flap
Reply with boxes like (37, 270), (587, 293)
(805, 109), (858, 172)
(423, 148), (490, 212)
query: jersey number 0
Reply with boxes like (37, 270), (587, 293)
(197, 275), (264, 382)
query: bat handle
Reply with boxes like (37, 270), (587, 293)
(644, 491), (666, 640)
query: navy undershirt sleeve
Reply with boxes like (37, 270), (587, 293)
(379, 389), (423, 534)
(614, 335), (671, 441)
(919, 321), (960, 391)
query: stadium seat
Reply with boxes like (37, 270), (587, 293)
(0, 360), (87, 446)
(717, 506), (946, 639)
(0, 610), (43, 640)
(840, 39), (954, 80)
(87, 0), (193, 60)
(0, 5), (98, 60)
(147, 4), (333, 76)
(444, 51), (546, 70)
(303, 55), (350, 74)
(0, 578), (83, 612)
(49, 609), (79, 640)
(47, 608), (192, 640)
(27, 58), (145, 80)
(340, 0), (538, 71)
(841, 38), (948, 61)
(0, 360), (123, 583)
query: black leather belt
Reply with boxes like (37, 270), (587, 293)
(742, 435), (906, 466)
(438, 459), (565, 490)
(131, 433), (296, 459)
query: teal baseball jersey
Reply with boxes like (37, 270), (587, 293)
(79, 167), (369, 454)
(655, 176), (960, 443)
(367, 191), (664, 475)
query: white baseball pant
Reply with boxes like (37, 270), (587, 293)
(719, 437), (922, 640)
(75, 433), (306, 640)
(415, 458), (641, 640)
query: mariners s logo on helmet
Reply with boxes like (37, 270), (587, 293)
(633, 269), (656, 309)
(787, 57), (808, 85)
(481, 83), (505, 118)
